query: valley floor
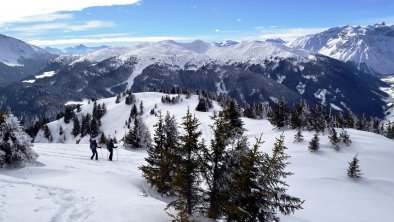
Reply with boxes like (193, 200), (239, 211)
(1, 126), (394, 222)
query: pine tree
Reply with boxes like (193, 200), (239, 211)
(222, 100), (244, 138)
(59, 126), (64, 136)
(293, 128), (304, 143)
(0, 112), (38, 168)
(268, 98), (289, 128)
(123, 117), (151, 149)
(64, 106), (75, 124)
(99, 132), (108, 145)
(140, 112), (175, 196)
(167, 108), (203, 218)
(289, 100), (307, 129)
(340, 129), (351, 146)
(139, 101), (144, 115)
(225, 135), (303, 221)
(81, 113), (91, 138)
(115, 94), (120, 104)
(225, 137), (263, 221)
(308, 133), (319, 152)
(307, 105), (327, 133)
(347, 154), (362, 180)
(90, 118), (99, 138)
(201, 113), (232, 219)
(130, 104), (138, 119)
(72, 117), (81, 137)
(260, 135), (304, 221)
(195, 96), (213, 112)
(43, 125), (52, 142)
(328, 127), (340, 151)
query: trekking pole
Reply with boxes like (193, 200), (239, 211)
(116, 148), (119, 161)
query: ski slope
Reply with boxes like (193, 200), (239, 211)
(1, 92), (394, 222)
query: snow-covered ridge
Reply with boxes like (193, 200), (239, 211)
(289, 22), (394, 75)
(0, 34), (52, 67)
(75, 40), (313, 67)
(70, 40), (314, 89)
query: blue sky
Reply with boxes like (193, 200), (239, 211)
(0, 0), (393, 48)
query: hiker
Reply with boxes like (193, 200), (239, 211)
(106, 138), (118, 161)
(90, 138), (101, 160)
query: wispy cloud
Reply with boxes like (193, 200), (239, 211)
(0, 0), (140, 23)
(213, 29), (238, 33)
(28, 36), (194, 46)
(8, 21), (114, 34)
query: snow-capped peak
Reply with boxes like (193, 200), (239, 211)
(289, 23), (394, 75)
(0, 34), (52, 67)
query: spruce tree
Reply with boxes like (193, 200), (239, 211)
(260, 135), (304, 221)
(115, 94), (120, 104)
(308, 133), (319, 152)
(90, 118), (99, 138)
(195, 96), (213, 112)
(0, 113), (38, 168)
(293, 128), (304, 143)
(289, 100), (307, 129)
(225, 135), (304, 221)
(139, 101), (144, 115)
(140, 112), (174, 196)
(167, 108), (203, 218)
(99, 132), (108, 145)
(328, 127), (340, 151)
(72, 117), (81, 137)
(201, 113), (232, 219)
(222, 100), (244, 138)
(43, 125), (52, 142)
(123, 117), (151, 149)
(64, 106), (75, 124)
(130, 104), (138, 119)
(59, 126), (64, 136)
(224, 137), (263, 222)
(307, 105), (326, 133)
(81, 114), (91, 137)
(268, 98), (289, 128)
(347, 154), (362, 180)
(340, 129), (351, 146)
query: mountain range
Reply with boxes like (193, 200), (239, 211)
(44, 44), (109, 56)
(0, 23), (393, 123)
(290, 22), (394, 75)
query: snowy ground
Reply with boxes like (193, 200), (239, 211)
(1, 92), (394, 222)
(381, 75), (394, 121)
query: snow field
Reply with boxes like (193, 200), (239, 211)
(2, 92), (394, 222)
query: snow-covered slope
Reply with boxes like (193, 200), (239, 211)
(0, 34), (52, 67)
(45, 44), (110, 55)
(0, 34), (55, 83)
(289, 23), (394, 75)
(76, 40), (312, 70)
(380, 75), (394, 121)
(70, 40), (313, 90)
(1, 92), (393, 222)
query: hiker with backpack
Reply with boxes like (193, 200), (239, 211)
(106, 139), (118, 161)
(89, 138), (101, 160)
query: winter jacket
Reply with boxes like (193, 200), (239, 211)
(90, 140), (99, 149)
